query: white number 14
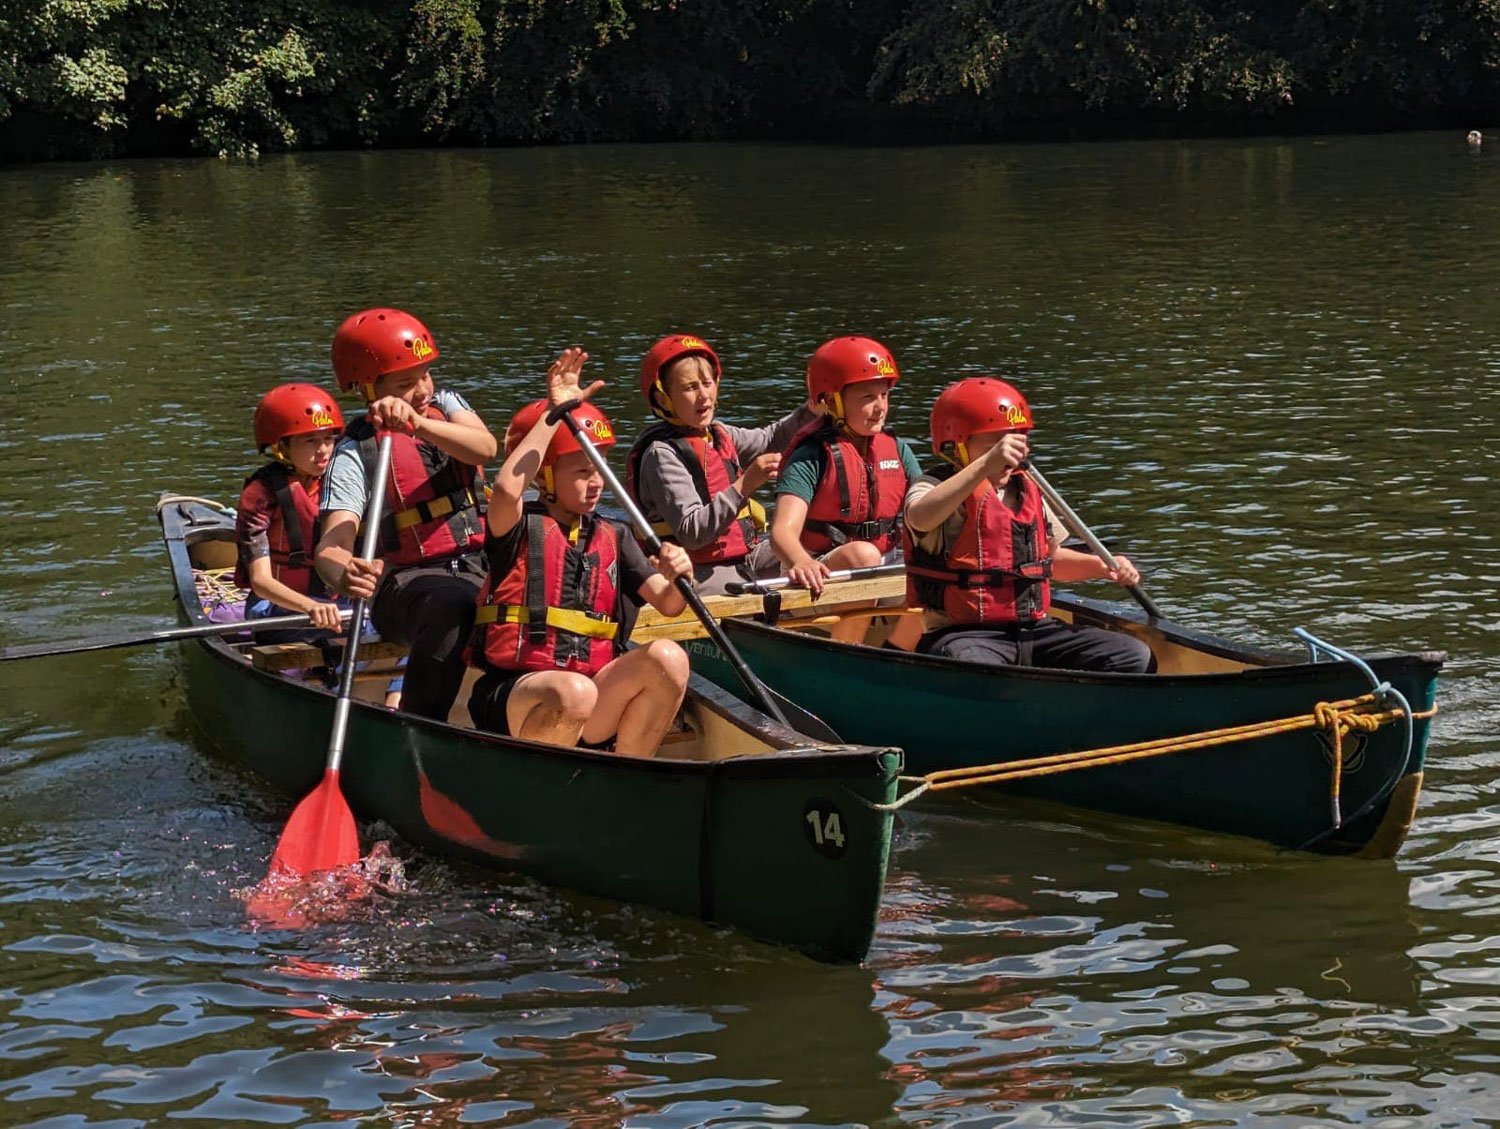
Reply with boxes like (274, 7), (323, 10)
(806, 810), (845, 849)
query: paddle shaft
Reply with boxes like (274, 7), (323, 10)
(1, 610), (351, 663)
(547, 401), (795, 728)
(723, 563), (905, 595)
(324, 434), (394, 776)
(1025, 463), (1164, 620)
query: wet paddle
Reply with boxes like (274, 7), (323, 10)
(547, 399), (844, 744)
(266, 434), (394, 878)
(1025, 462), (1164, 621)
(1, 611), (352, 663)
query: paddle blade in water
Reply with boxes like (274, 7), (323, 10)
(266, 768), (360, 879)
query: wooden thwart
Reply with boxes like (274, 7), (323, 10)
(249, 639), (410, 672)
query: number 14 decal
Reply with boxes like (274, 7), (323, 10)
(806, 809), (845, 849)
(803, 800), (848, 858)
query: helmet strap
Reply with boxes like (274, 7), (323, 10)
(270, 442), (296, 468)
(360, 383), (377, 403)
(650, 378), (685, 426)
(540, 466), (557, 501)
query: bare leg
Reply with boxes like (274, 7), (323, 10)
(885, 613), (925, 651)
(581, 640), (690, 757)
(821, 542), (884, 644)
(506, 671), (598, 748)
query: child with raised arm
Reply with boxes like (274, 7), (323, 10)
(467, 350), (694, 756)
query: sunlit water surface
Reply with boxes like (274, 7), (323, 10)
(2, 134), (1498, 1125)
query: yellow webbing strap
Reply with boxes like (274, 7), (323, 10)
(391, 490), (475, 531)
(866, 694), (1437, 812)
(743, 496), (768, 532)
(474, 603), (618, 639)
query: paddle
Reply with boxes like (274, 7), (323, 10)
(546, 399), (844, 744)
(266, 434), (394, 878)
(1, 611), (352, 663)
(1024, 461), (1164, 621)
(723, 563), (905, 596)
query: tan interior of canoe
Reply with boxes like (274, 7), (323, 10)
(188, 536), (777, 762)
(188, 534), (1262, 763)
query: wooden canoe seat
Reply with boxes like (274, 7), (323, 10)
(249, 639), (410, 672)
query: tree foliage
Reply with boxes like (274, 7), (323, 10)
(2, 0), (1497, 160)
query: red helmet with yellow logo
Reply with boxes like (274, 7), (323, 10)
(806, 336), (900, 407)
(505, 399), (617, 468)
(639, 334), (721, 421)
(930, 377), (1034, 466)
(331, 308), (440, 392)
(253, 383), (345, 452)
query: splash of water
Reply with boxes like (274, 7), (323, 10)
(238, 841), (409, 929)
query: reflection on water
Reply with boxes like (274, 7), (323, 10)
(2, 132), (1499, 1124)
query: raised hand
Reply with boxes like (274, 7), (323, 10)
(368, 396), (423, 435)
(546, 346), (604, 408)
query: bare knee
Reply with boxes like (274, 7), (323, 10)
(536, 673), (599, 721)
(644, 639), (690, 689)
(832, 541), (882, 569)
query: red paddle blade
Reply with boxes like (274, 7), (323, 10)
(267, 768), (360, 878)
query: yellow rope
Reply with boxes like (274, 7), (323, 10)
(916, 693), (1437, 794)
(195, 567), (248, 613)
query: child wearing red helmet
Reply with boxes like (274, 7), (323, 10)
(467, 348), (694, 755)
(235, 383), (347, 638)
(903, 377), (1152, 672)
(770, 336), (924, 643)
(625, 333), (820, 595)
(314, 308), (499, 721)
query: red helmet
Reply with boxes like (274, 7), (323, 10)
(930, 377), (1034, 465)
(331, 308), (440, 392)
(806, 336), (899, 406)
(253, 383), (345, 451)
(639, 334), (721, 420)
(505, 399), (617, 468)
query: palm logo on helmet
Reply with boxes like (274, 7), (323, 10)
(929, 377), (1034, 467)
(506, 399), (617, 499)
(638, 334), (722, 425)
(253, 383), (346, 459)
(331, 308), (441, 401)
(806, 336), (900, 427)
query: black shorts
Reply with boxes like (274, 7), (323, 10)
(467, 668), (616, 748)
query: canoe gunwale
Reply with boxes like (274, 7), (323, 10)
(720, 609), (1446, 691)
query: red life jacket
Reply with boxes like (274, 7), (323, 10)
(235, 462), (324, 596)
(469, 504), (623, 676)
(904, 469), (1052, 625)
(347, 409), (485, 568)
(788, 421), (907, 555)
(625, 421), (765, 565)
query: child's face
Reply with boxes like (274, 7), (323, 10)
(662, 357), (718, 429)
(548, 450), (604, 514)
(837, 378), (893, 437)
(282, 429), (340, 478)
(372, 364), (434, 410)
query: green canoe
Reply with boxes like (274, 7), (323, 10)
(157, 496), (901, 962)
(663, 586), (1442, 858)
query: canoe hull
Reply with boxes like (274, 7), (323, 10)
(685, 614), (1441, 857)
(161, 498), (899, 962)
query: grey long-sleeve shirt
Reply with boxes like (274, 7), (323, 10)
(633, 406), (817, 551)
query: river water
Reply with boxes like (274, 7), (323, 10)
(1, 134), (1497, 1125)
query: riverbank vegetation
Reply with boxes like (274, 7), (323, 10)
(4, 0), (1496, 161)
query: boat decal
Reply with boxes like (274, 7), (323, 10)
(803, 799), (848, 858)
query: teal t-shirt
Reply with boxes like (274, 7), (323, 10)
(776, 432), (924, 503)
